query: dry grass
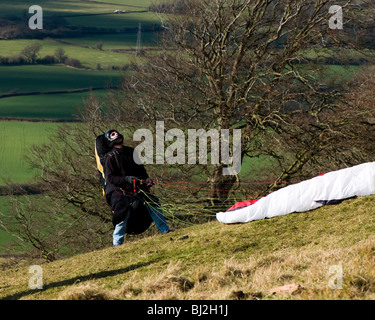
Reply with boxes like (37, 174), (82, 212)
(56, 236), (375, 300)
(58, 283), (111, 300)
(1, 195), (375, 300)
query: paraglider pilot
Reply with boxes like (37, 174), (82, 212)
(103, 129), (171, 247)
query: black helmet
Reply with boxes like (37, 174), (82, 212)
(104, 129), (123, 147)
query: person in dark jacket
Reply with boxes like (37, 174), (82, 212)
(103, 129), (170, 247)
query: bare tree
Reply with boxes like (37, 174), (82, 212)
(109, 0), (374, 206)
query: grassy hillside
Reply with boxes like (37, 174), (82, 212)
(1, 194), (375, 300)
(0, 0), (162, 120)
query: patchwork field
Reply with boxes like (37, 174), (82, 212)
(0, 0), (163, 120)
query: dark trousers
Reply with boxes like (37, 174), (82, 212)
(105, 186), (132, 227)
(105, 184), (170, 241)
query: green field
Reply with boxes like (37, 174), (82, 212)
(0, 65), (120, 93)
(1, 0), (161, 33)
(1, 0), (156, 20)
(61, 32), (160, 50)
(0, 38), (141, 69)
(0, 65), (120, 119)
(0, 0), (161, 121)
(0, 91), (108, 119)
(0, 121), (59, 184)
(0, 197), (20, 250)
(0, 121), (59, 254)
(306, 64), (362, 84)
(64, 11), (161, 30)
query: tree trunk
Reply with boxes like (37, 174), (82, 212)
(209, 164), (236, 209)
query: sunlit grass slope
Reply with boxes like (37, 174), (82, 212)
(1, 195), (375, 300)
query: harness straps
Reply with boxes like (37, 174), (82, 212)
(133, 179), (137, 194)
